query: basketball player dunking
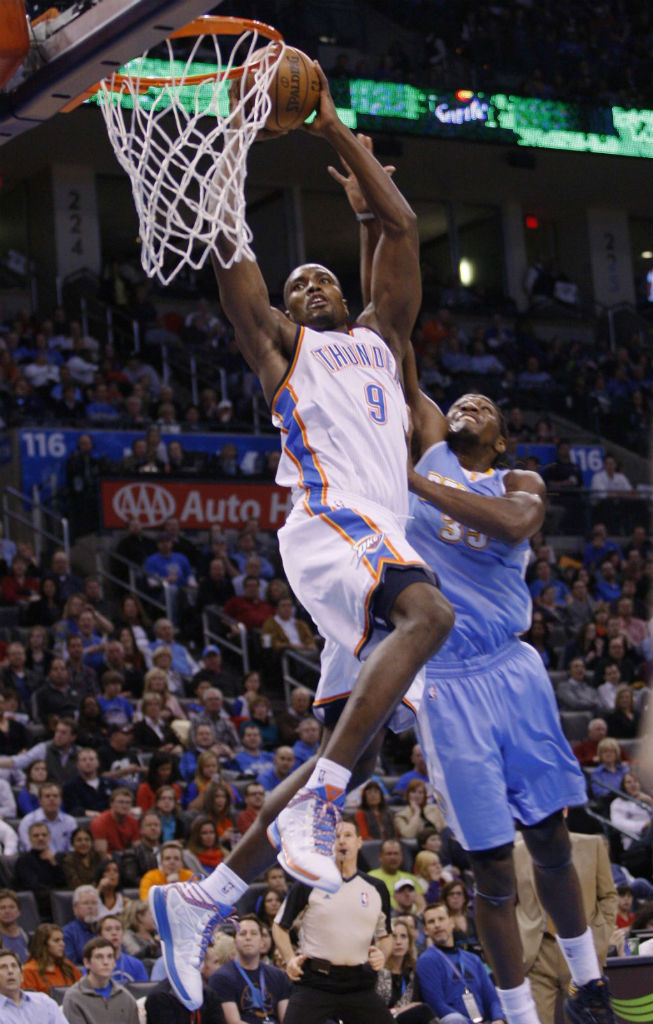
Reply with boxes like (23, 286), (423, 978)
(149, 63), (453, 1011)
(334, 157), (614, 1024)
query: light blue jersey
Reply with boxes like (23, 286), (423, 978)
(407, 441), (531, 661)
(407, 440), (587, 849)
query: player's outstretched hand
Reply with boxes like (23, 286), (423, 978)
(328, 134), (395, 213)
(303, 61), (341, 136)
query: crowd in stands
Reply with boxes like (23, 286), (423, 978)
(327, 0), (651, 109)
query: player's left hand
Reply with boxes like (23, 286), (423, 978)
(328, 134), (395, 213)
(303, 62), (340, 136)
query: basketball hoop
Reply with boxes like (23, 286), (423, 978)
(75, 16), (285, 285)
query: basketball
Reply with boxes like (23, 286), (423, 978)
(246, 45), (320, 135)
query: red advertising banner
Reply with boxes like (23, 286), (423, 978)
(101, 479), (293, 530)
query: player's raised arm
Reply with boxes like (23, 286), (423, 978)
(307, 65), (421, 357)
(402, 343), (448, 453)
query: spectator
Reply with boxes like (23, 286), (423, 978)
(573, 717), (630, 769)
(590, 738), (630, 802)
(139, 841), (195, 900)
(231, 724), (274, 776)
(196, 560), (235, 612)
(34, 658), (79, 723)
(200, 782), (238, 848)
(529, 559), (570, 606)
(15, 821), (66, 915)
(610, 773), (653, 853)
(64, 635), (98, 698)
(16, 758), (47, 815)
(18, 781), (76, 853)
(441, 880), (477, 947)
(393, 744), (429, 796)
(136, 750), (183, 812)
(22, 924), (81, 996)
(96, 723), (146, 792)
(242, 695), (279, 750)
(370, 840), (422, 909)
(394, 779), (445, 839)
(62, 747), (116, 817)
(261, 596), (319, 654)
(23, 577), (62, 628)
(556, 658), (600, 713)
(97, 670), (135, 727)
(1, 640), (39, 714)
(145, 942), (224, 1022)
(592, 557), (622, 604)
(257, 746), (296, 793)
(163, 516), (199, 569)
(131, 693), (181, 753)
(208, 914), (290, 1022)
(112, 522), (157, 580)
(413, 852), (453, 908)
(0, 890), (29, 963)
(186, 816), (224, 874)
(235, 781), (266, 836)
(616, 596), (649, 655)
(97, 915), (148, 984)
(595, 634), (638, 685)
(90, 787), (140, 855)
(292, 715), (321, 767)
(148, 648), (186, 702)
(24, 624), (54, 680)
(274, 685), (312, 744)
(118, 811), (161, 889)
(149, 618), (198, 679)
(189, 645), (233, 694)
(62, 826), (104, 890)
(122, 900), (161, 961)
(590, 455), (633, 531)
(354, 780), (396, 840)
(0, 555), (40, 606)
(0, 690), (28, 758)
(153, 784), (187, 843)
(418, 902), (501, 1020)
(95, 858), (128, 921)
(44, 550), (83, 603)
(606, 685), (640, 739)
(222, 575), (275, 630)
(62, 886), (99, 966)
(523, 610), (555, 669)
(565, 578), (596, 633)
(597, 662), (627, 714)
(62, 936), (139, 1024)
(583, 523), (622, 572)
(541, 440), (584, 531)
(0, 947), (69, 1020)
(145, 532), (194, 588)
(194, 687), (240, 760)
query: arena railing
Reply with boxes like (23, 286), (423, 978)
(2, 485), (70, 561)
(202, 605), (250, 675)
(281, 648), (320, 706)
(94, 548), (174, 621)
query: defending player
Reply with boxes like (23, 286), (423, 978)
(148, 65), (453, 1011)
(335, 149), (613, 1024)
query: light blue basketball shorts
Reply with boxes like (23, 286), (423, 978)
(416, 639), (588, 851)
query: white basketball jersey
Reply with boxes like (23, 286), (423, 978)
(271, 323), (409, 517)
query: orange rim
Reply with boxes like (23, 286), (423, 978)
(65, 16), (284, 108)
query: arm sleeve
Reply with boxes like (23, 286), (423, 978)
(276, 882), (312, 930)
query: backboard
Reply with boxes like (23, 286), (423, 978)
(0, 0), (223, 145)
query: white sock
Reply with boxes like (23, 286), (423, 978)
(497, 979), (542, 1024)
(556, 928), (601, 987)
(306, 757), (351, 794)
(198, 862), (249, 905)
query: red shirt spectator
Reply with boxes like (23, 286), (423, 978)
(223, 577), (274, 631)
(573, 718), (630, 767)
(0, 557), (40, 605)
(235, 781), (265, 836)
(90, 788), (140, 853)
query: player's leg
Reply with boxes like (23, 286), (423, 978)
(278, 574), (453, 885)
(521, 813), (613, 1024)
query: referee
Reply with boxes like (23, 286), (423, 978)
(272, 817), (395, 1024)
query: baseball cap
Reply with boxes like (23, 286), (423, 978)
(109, 723), (134, 735)
(217, 399), (233, 410)
(203, 644), (221, 657)
(394, 879), (415, 893)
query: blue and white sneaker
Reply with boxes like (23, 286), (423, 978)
(149, 881), (235, 1010)
(274, 785), (344, 893)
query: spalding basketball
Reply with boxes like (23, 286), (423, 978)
(245, 45), (320, 134)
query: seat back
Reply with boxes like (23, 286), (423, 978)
(51, 890), (75, 926)
(17, 890), (40, 934)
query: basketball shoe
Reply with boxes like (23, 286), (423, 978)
(564, 976), (615, 1024)
(273, 784), (344, 893)
(149, 881), (235, 1010)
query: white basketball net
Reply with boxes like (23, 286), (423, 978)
(96, 26), (284, 285)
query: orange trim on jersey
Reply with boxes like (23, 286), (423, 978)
(270, 324), (304, 416)
(313, 690), (351, 707)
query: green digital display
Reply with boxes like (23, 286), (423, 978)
(93, 63), (653, 159)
